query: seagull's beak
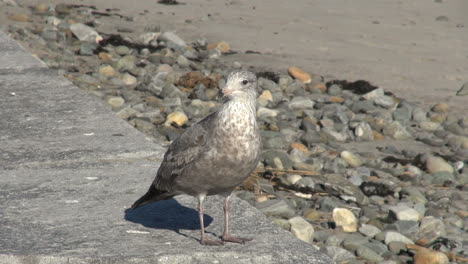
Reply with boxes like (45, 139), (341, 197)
(222, 86), (234, 97)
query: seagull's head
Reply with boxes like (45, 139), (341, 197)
(221, 71), (258, 100)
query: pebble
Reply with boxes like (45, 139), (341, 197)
(207, 41), (230, 53)
(340, 151), (363, 168)
(288, 216), (314, 243)
(287, 66), (311, 83)
(256, 199), (296, 219)
(121, 73), (137, 86)
(356, 245), (384, 262)
(419, 121), (440, 131)
(384, 231), (414, 245)
(164, 111), (188, 127)
(107, 96), (125, 109)
(413, 248), (449, 264)
(416, 216), (446, 244)
(158, 31), (187, 50)
(98, 65), (118, 78)
(354, 122), (374, 141)
(8, 13), (29, 22)
(322, 246), (356, 262)
(332, 208), (358, 232)
(425, 155), (453, 173)
(389, 205), (420, 221)
(115, 45), (130, 56)
(286, 174), (302, 185)
(431, 103), (449, 113)
(288, 96), (315, 110)
(383, 121), (412, 140)
(358, 224), (381, 238)
(70, 23), (102, 43)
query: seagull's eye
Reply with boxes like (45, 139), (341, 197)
(242, 80), (249, 85)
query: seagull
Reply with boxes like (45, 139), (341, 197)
(131, 71), (261, 245)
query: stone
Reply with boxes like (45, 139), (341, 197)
(430, 171), (455, 184)
(257, 107), (278, 118)
(393, 104), (412, 123)
(98, 65), (118, 77)
(383, 121), (412, 140)
(289, 142), (308, 152)
(412, 107), (427, 122)
(340, 151), (363, 168)
(327, 84), (342, 95)
(262, 150), (293, 169)
(176, 55), (190, 67)
(287, 66), (311, 83)
(359, 224), (381, 238)
(115, 55), (136, 72)
(456, 81), (468, 96)
(388, 241), (407, 254)
(138, 32), (160, 46)
(354, 122), (374, 141)
(158, 31), (187, 50)
(356, 245), (384, 262)
(426, 156), (453, 173)
(416, 216), (446, 244)
(271, 218), (291, 231)
(107, 96), (125, 109)
(389, 205), (420, 221)
(288, 96), (314, 110)
(79, 42), (96, 56)
(288, 216), (314, 243)
(384, 231), (414, 245)
(342, 233), (369, 251)
(286, 174), (302, 185)
(413, 248), (449, 264)
(164, 111), (188, 127)
(333, 208), (358, 232)
(8, 13), (29, 22)
(70, 23), (102, 43)
(419, 121), (441, 131)
(431, 103), (449, 113)
(322, 246), (355, 262)
(116, 107), (139, 120)
(115, 45), (130, 56)
(362, 87), (385, 100)
(98, 52), (112, 62)
(303, 209), (320, 221)
(374, 96), (396, 108)
(391, 220), (419, 236)
(256, 199), (296, 219)
(121, 73), (137, 86)
(207, 41), (230, 53)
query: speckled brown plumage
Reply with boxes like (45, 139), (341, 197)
(131, 71), (261, 245)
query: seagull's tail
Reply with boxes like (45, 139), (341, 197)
(131, 185), (174, 209)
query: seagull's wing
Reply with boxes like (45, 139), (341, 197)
(131, 112), (216, 208)
(154, 112), (216, 191)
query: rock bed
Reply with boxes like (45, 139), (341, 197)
(4, 3), (468, 264)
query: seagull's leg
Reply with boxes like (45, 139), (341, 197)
(197, 194), (224, 246)
(222, 194), (253, 244)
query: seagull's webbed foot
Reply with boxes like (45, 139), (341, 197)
(222, 234), (253, 244)
(200, 238), (225, 246)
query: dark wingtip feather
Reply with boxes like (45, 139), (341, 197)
(131, 185), (174, 209)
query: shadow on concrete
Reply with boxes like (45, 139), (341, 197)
(124, 199), (213, 231)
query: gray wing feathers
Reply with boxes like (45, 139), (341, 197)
(153, 113), (216, 191)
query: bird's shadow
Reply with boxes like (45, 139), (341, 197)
(124, 199), (214, 240)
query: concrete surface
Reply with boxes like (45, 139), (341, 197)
(0, 31), (333, 263)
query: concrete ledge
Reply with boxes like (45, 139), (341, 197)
(0, 31), (332, 264)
